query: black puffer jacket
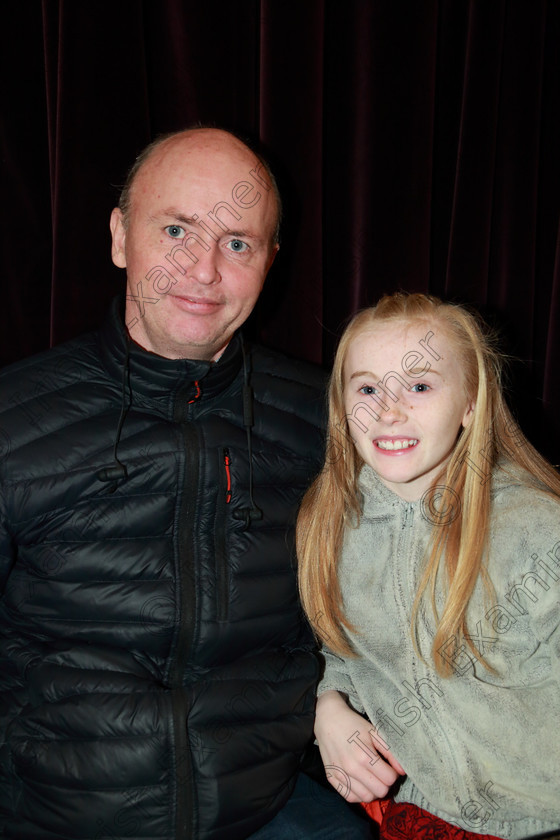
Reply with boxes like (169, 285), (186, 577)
(0, 300), (325, 840)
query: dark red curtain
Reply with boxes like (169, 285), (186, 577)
(2, 0), (559, 462)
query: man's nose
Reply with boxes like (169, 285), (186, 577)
(165, 234), (222, 284)
(188, 242), (221, 285)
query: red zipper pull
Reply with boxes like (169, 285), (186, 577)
(224, 449), (232, 504)
(188, 380), (202, 404)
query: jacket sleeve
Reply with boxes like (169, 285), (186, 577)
(0, 479), (15, 594)
(0, 482), (17, 827)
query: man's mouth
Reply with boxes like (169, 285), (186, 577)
(375, 438), (418, 451)
(170, 294), (223, 311)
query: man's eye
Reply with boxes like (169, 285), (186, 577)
(227, 239), (249, 253)
(165, 225), (185, 238)
(411, 383), (430, 393)
(359, 385), (379, 396)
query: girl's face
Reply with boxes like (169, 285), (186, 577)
(343, 320), (474, 502)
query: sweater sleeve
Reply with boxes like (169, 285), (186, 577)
(318, 647), (365, 713)
(488, 485), (560, 686)
(523, 500), (560, 669)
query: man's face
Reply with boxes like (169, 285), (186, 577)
(111, 131), (279, 360)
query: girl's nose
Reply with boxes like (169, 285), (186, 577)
(379, 400), (407, 424)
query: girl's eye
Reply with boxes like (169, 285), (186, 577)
(165, 225), (185, 238)
(359, 385), (379, 396)
(227, 239), (249, 253)
(411, 382), (430, 393)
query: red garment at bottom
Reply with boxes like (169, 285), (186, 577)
(361, 799), (504, 839)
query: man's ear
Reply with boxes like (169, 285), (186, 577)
(110, 208), (127, 268)
(266, 242), (280, 273)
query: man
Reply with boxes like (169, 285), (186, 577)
(0, 129), (372, 838)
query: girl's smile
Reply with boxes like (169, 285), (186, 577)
(374, 437), (419, 451)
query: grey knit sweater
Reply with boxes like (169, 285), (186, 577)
(319, 464), (560, 839)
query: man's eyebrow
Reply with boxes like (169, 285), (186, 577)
(158, 209), (199, 225)
(227, 229), (261, 240)
(156, 210), (260, 240)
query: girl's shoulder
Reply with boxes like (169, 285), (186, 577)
(489, 462), (560, 555)
(491, 461), (560, 507)
(486, 464), (560, 644)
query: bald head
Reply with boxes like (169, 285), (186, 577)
(119, 128), (281, 247)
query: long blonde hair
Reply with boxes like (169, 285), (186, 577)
(297, 292), (560, 675)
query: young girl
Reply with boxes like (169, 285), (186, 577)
(297, 293), (560, 840)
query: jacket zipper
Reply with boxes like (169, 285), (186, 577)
(171, 388), (201, 840)
(216, 448), (231, 622)
(397, 503), (415, 618)
(172, 688), (194, 839)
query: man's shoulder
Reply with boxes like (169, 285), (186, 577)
(0, 331), (107, 468)
(249, 343), (327, 391)
(248, 343), (327, 426)
(0, 331), (100, 399)
(246, 345), (327, 446)
(0, 332), (99, 390)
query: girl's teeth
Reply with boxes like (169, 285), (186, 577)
(376, 439), (418, 450)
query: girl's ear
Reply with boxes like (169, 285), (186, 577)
(462, 398), (476, 428)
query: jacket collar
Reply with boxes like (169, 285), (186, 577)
(358, 464), (421, 517)
(358, 460), (526, 519)
(98, 296), (244, 402)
